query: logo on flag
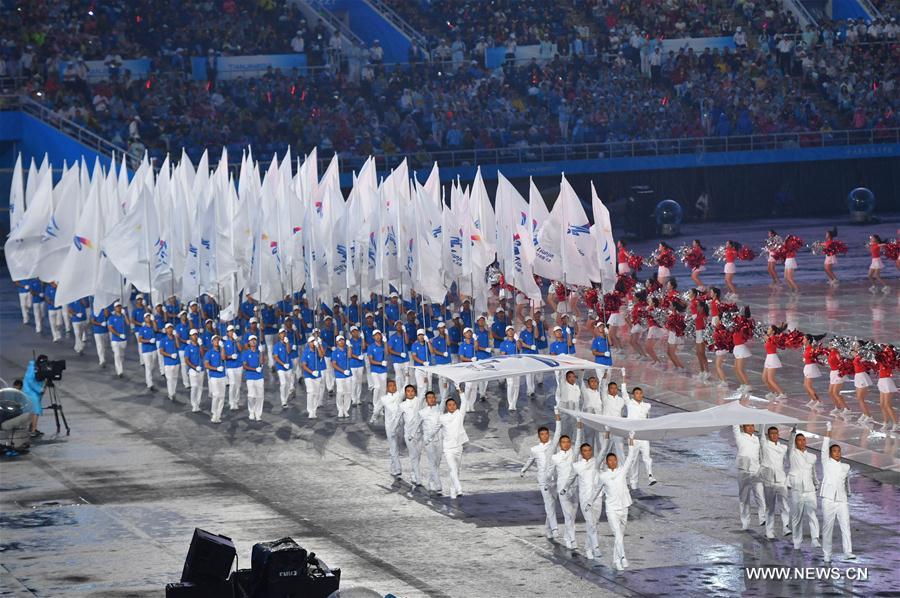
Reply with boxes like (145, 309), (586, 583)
(567, 224), (590, 236)
(42, 216), (60, 242)
(73, 235), (93, 251)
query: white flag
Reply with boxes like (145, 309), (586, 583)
(55, 174), (105, 305)
(590, 182), (617, 292)
(35, 164), (82, 281)
(7, 154), (24, 234)
(5, 162), (54, 280)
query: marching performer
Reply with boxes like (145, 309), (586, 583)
(851, 346), (874, 426)
(332, 335), (353, 418)
(410, 329), (431, 396)
(693, 301), (710, 381)
(593, 432), (638, 571)
(302, 336), (326, 419)
(876, 350), (898, 434)
(733, 424), (766, 530)
(561, 421), (604, 560)
(759, 426), (791, 539)
(498, 326), (521, 411)
(820, 421), (855, 563)
(348, 325), (367, 406)
(137, 313), (158, 391)
(827, 346), (852, 419)
(91, 302), (110, 369)
(185, 329), (205, 412)
(399, 383), (425, 486)
(688, 239), (707, 290)
(205, 335), (227, 423)
(425, 388), (469, 499)
(600, 379), (627, 459)
(591, 322), (612, 382)
(723, 240), (740, 298)
(764, 229), (780, 286)
(273, 328), (294, 409)
(732, 310), (753, 394)
(520, 410), (562, 539)
(787, 426), (820, 549)
(370, 379), (404, 479)
(419, 391), (444, 495)
(368, 330), (389, 406)
(107, 301), (128, 376)
(801, 335), (825, 409)
(823, 228), (839, 285)
(388, 321), (410, 387)
(241, 335), (265, 421)
(428, 323), (452, 402)
(159, 323), (181, 401)
(552, 422), (583, 550)
(224, 325), (243, 411)
(626, 387), (656, 488)
(867, 234), (888, 294)
(762, 324), (788, 402)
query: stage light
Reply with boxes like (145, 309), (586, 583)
(654, 199), (683, 236)
(846, 187), (875, 223)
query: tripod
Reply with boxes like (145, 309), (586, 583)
(44, 381), (70, 435)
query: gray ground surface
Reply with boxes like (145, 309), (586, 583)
(1, 216), (899, 597)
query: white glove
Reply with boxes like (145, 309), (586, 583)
(231, 354), (237, 359)
(256, 367), (262, 373)
(621, 367), (626, 378)
(120, 334), (126, 339)
(604, 351), (611, 357)
(400, 352), (406, 358)
(473, 357), (478, 362)
(292, 345), (297, 351)
(381, 360), (387, 367)
(443, 352), (449, 357)
(369, 417), (377, 425)
(217, 366), (224, 372)
(554, 406), (560, 415)
(531, 345), (537, 350)
(344, 369), (351, 376)
(826, 421), (832, 432)
(315, 339), (322, 347)
(150, 338), (156, 343)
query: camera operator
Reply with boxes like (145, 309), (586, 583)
(23, 355), (47, 437)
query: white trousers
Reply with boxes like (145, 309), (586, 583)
(738, 470), (766, 529)
(364, 360), (373, 389)
(164, 364), (180, 398)
(444, 446), (463, 497)
(350, 367), (363, 404)
(393, 363), (409, 387)
(72, 321), (87, 353)
(424, 440), (443, 492)
(304, 376), (324, 417)
(209, 376), (226, 421)
(142, 351), (157, 388)
(790, 489), (820, 548)
(157, 345), (165, 375)
(506, 376), (520, 410)
(404, 435), (423, 484)
(277, 370), (293, 406)
(48, 309), (63, 341)
(607, 506), (628, 567)
(539, 482), (559, 536)
(764, 482), (791, 537)
(371, 372), (387, 405)
(821, 498), (852, 560)
(580, 499), (602, 555)
(18, 293), (32, 323)
(134, 332), (142, 360)
(179, 350), (190, 387)
(628, 440), (653, 488)
(226, 367), (242, 409)
(95, 334), (109, 366)
(33, 302), (45, 333)
(246, 379), (264, 419)
(524, 373), (535, 395)
(335, 377), (353, 416)
(558, 490), (579, 547)
(63, 308), (72, 333)
(387, 429), (403, 476)
(188, 369), (204, 410)
(324, 363), (335, 392)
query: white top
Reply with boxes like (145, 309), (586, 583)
(602, 389), (627, 418)
(626, 397), (650, 420)
(581, 386), (603, 414)
(787, 432), (819, 493)
(732, 426), (761, 473)
(521, 420), (562, 484)
(551, 427), (583, 489)
(372, 391), (404, 434)
(819, 436), (851, 502)
(759, 435), (788, 485)
(558, 382), (581, 409)
(418, 403), (442, 441)
(428, 390), (469, 451)
(564, 456), (602, 501)
(400, 395), (424, 441)
(595, 447), (638, 510)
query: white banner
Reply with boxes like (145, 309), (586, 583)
(417, 354), (602, 385)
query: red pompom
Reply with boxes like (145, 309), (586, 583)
(657, 248), (675, 268)
(775, 330), (804, 349)
(683, 247), (706, 270)
(783, 235), (804, 253)
(617, 274), (636, 295)
(737, 246), (756, 261)
(603, 292), (623, 315)
(718, 302), (738, 313)
(823, 240), (849, 256)
(627, 253), (645, 272)
(583, 288), (599, 310)
(838, 358), (855, 378)
(665, 312), (686, 336)
(884, 241), (900, 261)
(711, 325), (734, 351)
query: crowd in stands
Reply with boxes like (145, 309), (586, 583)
(2, 0), (898, 169)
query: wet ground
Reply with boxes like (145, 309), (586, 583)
(1, 215), (898, 597)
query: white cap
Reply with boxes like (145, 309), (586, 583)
(365, 312), (374, 318)
(307, 337), (317, 344)
(189, 329), (199, 335)
(278, 327), (286, 334)
(594, 321), (605, 327)
(178, 310), (187, 316)
(496, 307), (505, 312)
(553, 325), (562, 332)
(226, 324), (235, 331)
(247, 334), (258, 341)
(406, 309), (415, 315)
(390, 292), (399, 298)
(211, 334), (220, 340)
(505, 325), (514, 331)
(463, 327), (473, 333)
(350, 325), (359, 332)
(373, 329), (383, 336)
(114, 300), (122, 307)
(249, 317), (259, 323)
(437, 322), (446, 328)
(204, 318), (213, 324)
(524, 316), (534, 322)
(336, 335), (345, 342)
(417, 328), (426, 336)
(189, 301), (198, 306)
(324, 315), (333, 320)
(143, 313), (152, 320)
(164, 323), (174, 329)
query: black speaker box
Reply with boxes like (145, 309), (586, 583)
(250, 537), (307, 594)
(181, 528), (236, 584)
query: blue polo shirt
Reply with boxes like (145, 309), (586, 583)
(410, 339), (430, 366)
(385, 302), (400, 325)
(138, 324), (157, 353)
(519, 329), (537, 354)
(535, 321), (548, 350)
(332, 347), (351, 378)
(131, 306), (147, 329)
(474, 328), (491, 359)
(431, 335), (451, 365)
(224, 337), (242, 367)
(205, 348), (226, 378)
(69, 300), (87, 322)
(592, 336), (612, 366)
(241, 348), (263, 379)
(561, 326), (576, 354)
(184, 343), (202, 370)
(239, 300), (256, 321)
(491, 318), (507, 346)
(460, 309), (473, 329)
(273, 341), (292, 371)
(368, 343), (387, 373)
(176, 322), (191, 345)
(349, 337), (365, 368)
(108, 312), (127, 341)
(92, 308), (109, 335)
(459, 339), (476, 361)
(362, 324), (376, 345)
(302, 345), (323, 378)
(388, 332), (408, 363)
(549, 340), (568, 356)
(448, 325), (462, 354)
(261, 306), (277, 334)
(44, 283), (60, 310)
(499, 338), (518, 356)
(160, 336), (180, 365)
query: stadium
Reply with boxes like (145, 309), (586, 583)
(0, 1), (898, 596)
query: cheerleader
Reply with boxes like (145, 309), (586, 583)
(723, 240), (740, 299)
(867, 234), (888, 294)
(876, 350), (897, 433)
(801, 335), (825, 409)
(761, 324), (788, 402)
(709, 287), (722, 326)
(732, 307), (753, 394)
(783, 237), (800, 294)
(656, 242), (674, 285)
(617, 240), (632, 276)
(643, 297), (664, 365)
(851, 347), (874, 425)
(765, 229), (780, 286)
(665, 301), (687, 371)
(628, 291), (649, 358)
(694, 301), (711, 381)
(605, 285), (626, 350)
(826, 347), (851, 419)
(823, 228), (839, 286)
(688, 239), (706, 290)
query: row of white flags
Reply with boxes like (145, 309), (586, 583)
(5, 149), (618, 318)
